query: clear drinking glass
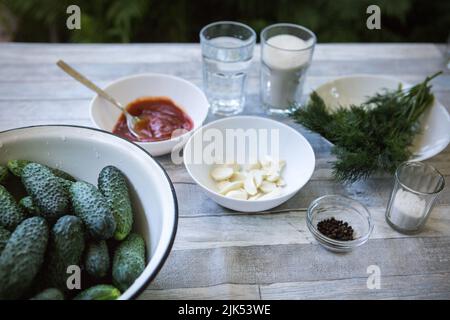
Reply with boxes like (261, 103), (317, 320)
(200, 21), (256, 116)
(260, 23), (316, 115)
(446, 33), (450, 70)
(386, 162), (445, 234)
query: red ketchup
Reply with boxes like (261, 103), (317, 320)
(113, 96), (194, 142)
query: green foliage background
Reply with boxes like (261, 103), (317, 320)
(1, 0), (449, 43)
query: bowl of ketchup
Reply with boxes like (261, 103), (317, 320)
(90, 73), (209, 156)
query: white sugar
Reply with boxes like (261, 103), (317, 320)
(389, 189), (426, 230)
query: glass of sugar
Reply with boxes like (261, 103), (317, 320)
(386, 162), (445, 234)
(260, 23), (316, 114)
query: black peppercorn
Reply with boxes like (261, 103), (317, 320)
(317, 217), (354, 241)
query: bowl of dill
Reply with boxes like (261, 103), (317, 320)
(290, 72), (450, 183)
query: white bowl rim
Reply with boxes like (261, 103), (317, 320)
(0, 124), (179, 300)
(183, 115), (316, 204)
(313, 73), (450, 161)
(89, 72), (209, 146)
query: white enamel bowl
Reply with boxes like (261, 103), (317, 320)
(0, 126), (178, 300)
(183, 116), (315, 212)
(90, 73), (209, 156)
(314, 75), (450, 161)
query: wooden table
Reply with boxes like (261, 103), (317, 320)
(1, 43), (449, 300)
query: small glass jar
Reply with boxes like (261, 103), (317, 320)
(386, 162), (445, 234)
(307, 195), (373, 252)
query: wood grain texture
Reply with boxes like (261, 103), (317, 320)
(149, 237), (450, 289)
(0, 43), (449, 300)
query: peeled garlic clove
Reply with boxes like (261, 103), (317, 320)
(217, 180), (231, 191)
(248, 193), (262, 201)
(230, 172), (246, 182)
(260, 180), (276, 193)
(259, 187), (281, 200)
(251, 170), (264, 187)
(223, 161), (240, 172)
(276, 178), (286, 187)
(244, 173), (258, 196)
(266, 170), (280, 182)
(219, 181), (243, 195)
(260, 155), (273, 168)
(211, 166), (234, 181)
(225, 188), (248, 200)
(244, 160), (261, 171)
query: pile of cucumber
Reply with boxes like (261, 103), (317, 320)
(0, 160), (146, 300)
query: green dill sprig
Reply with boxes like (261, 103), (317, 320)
(290, 72), (441, 183)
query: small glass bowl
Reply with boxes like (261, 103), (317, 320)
(307, 195), (373, 252)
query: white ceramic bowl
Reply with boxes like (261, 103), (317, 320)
(183, 116), (315, 212)
(90, 73), (209, 156)
(314, 75), (450, 161)
(0, 125), (178, 300)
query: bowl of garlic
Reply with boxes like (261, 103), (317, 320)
(183, 116), (315, 212)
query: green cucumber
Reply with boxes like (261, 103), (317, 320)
(70, 181), (116, 240)
(74, 285), (120, 300)
(112, 233), (146, 292)
(0, 184), (26, 230)
(21, 163), (70, 219)
(85, 240), (110, 279)
(0, 217), (49, 299)
(98, 166), (134, 240)
(30, 288), (64, 300)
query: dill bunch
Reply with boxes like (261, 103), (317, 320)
(290, 72), (441, 183)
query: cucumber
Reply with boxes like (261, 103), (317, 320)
(6, 160), (30, 177)
(74, 284), (120, 300)
(0, 165), (9, 184)
(85, 240), (110, 279)
(0, 217), (49, 299)
(98, 166), (134, 240)
(7, 159), (76, 181)
(112, 233), (146, 292)
(0, 184), (26, 230)
(0, 226), (11, 254)
(21, 163), (70, 219)
(43, 215), (85, 291)
(70, 181), (116, 240)
(19, 196), (40, 216)
(30, 288), (64, 300)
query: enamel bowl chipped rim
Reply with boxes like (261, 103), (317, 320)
(313, 74), (450, 161)
(0, 125), (178, 300)
(90, 73), (209, 157)
(183, 116), (316, 212)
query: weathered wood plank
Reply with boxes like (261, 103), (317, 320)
(0, 58), (447, 82)
(260, 273), (450, 300)
(0, 43), (444, 64)
(141, 272), (450, 300)
(148, 237), (450, 289)
(172, 206), (450, 251)
(171, 179), (450, 218)
(140, 284), (260, 300)
(0, 75), (448, 101)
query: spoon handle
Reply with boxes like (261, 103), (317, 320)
(57, 60), (124, 112)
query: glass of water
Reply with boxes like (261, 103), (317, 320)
(447, 32), (450, 70)
(200, 21), (256, 116)
(260, 23), (316, 114)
